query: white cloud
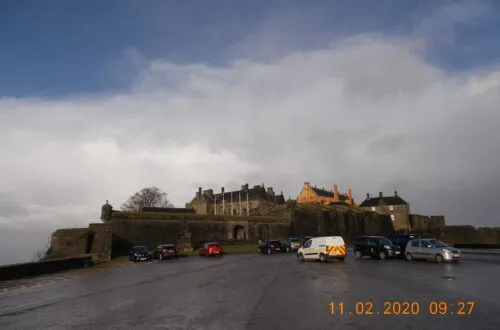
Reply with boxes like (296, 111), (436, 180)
(1, 32), (500, 265)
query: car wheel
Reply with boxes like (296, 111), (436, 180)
(435, 254), (444, 263)
(379, 252), (387, 260)
(354, 251), (362, 259)
(297, 253), (305, 262)
(406, 253), (413, 261)
(267, 248), (272, 255)
(159, 254), (163, 261)
(319, 253), (327, 263)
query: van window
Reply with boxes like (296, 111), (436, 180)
(303, 240), (312, 248)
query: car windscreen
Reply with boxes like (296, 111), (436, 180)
(208, 244), (221, 248)
(134, 247), (149, 252)
(377, 238), (393, 245)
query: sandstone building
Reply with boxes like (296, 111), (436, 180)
(359, 191), (411, 231)
(297, 182), (354, 206)
(186, 183), (286, 216)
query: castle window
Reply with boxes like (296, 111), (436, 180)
(371, 207), (376, 211)
(389, 205), (394, 211)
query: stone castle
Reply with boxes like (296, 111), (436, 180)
(297, 182), (354, 206)
(186, 183), (286, 216)
(47, 179), (500, 264)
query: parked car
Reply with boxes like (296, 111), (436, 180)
(296, 236), (314, 245)
(280, 238), (302, 252)
(297, 236), (346, 262)
(153, 244), (178, 260)
(258, 240), (283, 254)
(198, 242), (224, 257)
(353, 236), (401, 260)
(405, 238), (460, 263)
(387, 234), (422, 258)
(129, 245), (152, 262)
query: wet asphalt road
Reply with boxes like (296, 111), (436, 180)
(1, 252), (499, 330)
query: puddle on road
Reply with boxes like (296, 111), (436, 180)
(440, 276), (457, 280)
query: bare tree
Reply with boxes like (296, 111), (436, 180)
(121, 186), (174, 212)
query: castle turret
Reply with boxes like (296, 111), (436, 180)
(100, 200), (113, 222)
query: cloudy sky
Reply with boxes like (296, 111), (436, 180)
(1, 0), (500, 265)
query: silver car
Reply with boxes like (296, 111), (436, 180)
(405, 239), (460, 263)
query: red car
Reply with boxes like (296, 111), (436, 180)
(198, 242), (224, 257)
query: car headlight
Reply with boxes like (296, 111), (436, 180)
(384, 245), (391, 249)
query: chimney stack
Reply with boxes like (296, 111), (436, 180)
(366, 193), (370, 199)
(333, 184), (339, 201)
(198, 187), (202, 200)
(241, 183), (249, 190)
(348, 189), (353, 201)
(379, 192), (383, 198)
(394, 190), (398, 197)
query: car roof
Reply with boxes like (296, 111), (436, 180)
(205, 242), (220, 244)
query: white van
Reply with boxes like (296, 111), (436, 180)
(297, 236), (346, 262)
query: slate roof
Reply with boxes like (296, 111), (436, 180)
(359, 193), (408, 207)
(190, 184), (286, 205)
(310, 186), (349, 201)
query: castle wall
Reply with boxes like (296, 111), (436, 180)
(108, 212), (290, 250)
(48, 228), (90, 259)
(289, 206), (395, 246)
(49, 208), (500, 261)
(89, 223), (112, 263)
(360, 204), (410, 232)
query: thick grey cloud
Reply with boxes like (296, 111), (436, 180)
(1, 2), (499, 265)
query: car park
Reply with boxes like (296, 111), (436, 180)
(198, 242), (224, 257)
(280, 238), (302, 252)
(296, 236), (346, 262)
(153, 244), (178, 260)
(387, 234), (422, 258)
(129, 245), (152, 262)
(354, 236), (401, 260)
(258, 239), (283, 254)
(405, 238), (461, 263)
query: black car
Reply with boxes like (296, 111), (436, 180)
(153, 244), (178, 260)
(354, 236), (401, 260)
(387, 234), (422, 258)
(280, 238), (302, 252)
(258, 240), (283, 254)
(129, 245), (152, 262)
